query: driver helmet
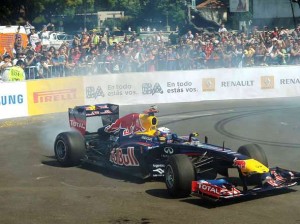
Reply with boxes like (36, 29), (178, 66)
(157, 127), (173, 143)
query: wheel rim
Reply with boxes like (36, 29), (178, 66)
(165, 165), (175, 189)
(56, 140), (67, 160)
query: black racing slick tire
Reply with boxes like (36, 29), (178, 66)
(54, 131), (86, 167)
(237, 144), (268, 167)
(165, 154), (195, 198)
(237, 144), (268, 185)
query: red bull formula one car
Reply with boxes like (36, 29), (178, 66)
(54, 104), (300, 201)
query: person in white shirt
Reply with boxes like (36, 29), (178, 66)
(218, 23), (228, 33)
(0, 54), (13, 80)
(29, 27), (40, 49)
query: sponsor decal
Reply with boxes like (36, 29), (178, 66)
(85, 105), (96, 110)
(261, 76), (275, 89)
(86, 109), (112, 116)
(107, 84), (137, 96)
(152, 164), (165, 177)
(164, 147), (174, 154)
(153, 168), (164, 175)
(110, 147), (139, 166)
(0, 94), (24, 106)
(280, 78), (300, 85)
(221, 80), (254, 87)
(265, 176), (279, 187)
(233, 158), (246, 169)
(202, 78), (215, 92)
(105, 113), (145, 136)
(166, 81), (197, 94)
(141, 136), (153, 141)
(153, 164), (165, 168)
(33, 89), (76, 103)
(199, 182), (221, 197)
(142, 83), (163, 95)
(97, 105), (109, 109)
(69, 119), (85, 129)
(86, 86), (105, 99)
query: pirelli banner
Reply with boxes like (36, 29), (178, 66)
(84, 66), (300, 105)
(27, 77), (85, 116)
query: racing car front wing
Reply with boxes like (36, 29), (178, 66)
(191, 167), (300, 201)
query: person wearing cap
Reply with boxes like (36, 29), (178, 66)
(0, 54), (13, 75)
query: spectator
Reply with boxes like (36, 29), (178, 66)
(81, 32), (91, 55)
(91, 29), (100, 46)
(243, 43), (255, 67)
(185, 30), (194, 41)
(290, 42), (300, 64)
(166, 47), (178, 70)
(29, 27), (40, 49)
(36, 56), (49, 79)
(218, 23), (228, 33)
(16, 22), (300, 79)
(72, 34), (81, 48)
(0, 54), (13, 77)
(52, 50), (62, 77)
(14, 26), (23, 55)
(2, 60), (26, 81)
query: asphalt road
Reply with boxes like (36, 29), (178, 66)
(0, 97), (300, 224)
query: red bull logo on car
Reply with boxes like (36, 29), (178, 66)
(110, 147), (139, 166)
(104, 113), (145, 136)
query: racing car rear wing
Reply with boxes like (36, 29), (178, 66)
(68, 104), (119, 135)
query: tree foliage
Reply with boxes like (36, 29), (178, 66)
(0, 0), (186, 30)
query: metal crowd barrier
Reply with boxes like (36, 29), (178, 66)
(25, 65), (66, 79)
(23, 55), (296, 80)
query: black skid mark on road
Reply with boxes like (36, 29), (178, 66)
(214, 109), (300, 148)
(156, 104), (300, 148)
(109, 217), (152, 224)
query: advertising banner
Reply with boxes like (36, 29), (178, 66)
(27, 77), (84, 116)
(202, 66), (300, 100)
(274, 66), (300, 97)
(201, 67), (261, 100)
(0, 82), (28, 119)
(253, 0), (300, 19)
(84, 71), (203, 105)
(84, 66), (300, 106)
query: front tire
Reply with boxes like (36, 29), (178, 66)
(54, 131), (86, 167)
(237, 144), (268, 185)
(165, 154), (195, 198)
(237, 144), (268, 167)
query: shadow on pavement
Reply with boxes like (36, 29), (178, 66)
(146, 187), (297, 209)
(41, 156), (146, 184)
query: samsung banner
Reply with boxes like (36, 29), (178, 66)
(0, 82), (28, 119)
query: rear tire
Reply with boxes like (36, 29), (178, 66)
(54, 132), (86, 167)
(165, 154), (195, 198)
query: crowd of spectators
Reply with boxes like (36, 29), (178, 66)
(1, 23), (300, 80)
